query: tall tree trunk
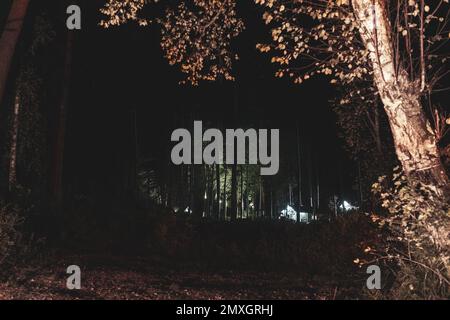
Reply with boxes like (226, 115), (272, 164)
(223, 165), (227, 220)
(258, 179), (263, 218)
(315, 153), (320, 219)
(240, 166), (244, 219)
(230, 162), (237, 221)
(307, 141), (314, 219)
(230, 84), (238, 220)
(270, 190), (273, 219)
(50, 31), (74, 212)
(296, 122), (302, 222)
(8, 94), (20, 189)
(0, 0), (29, 107)
(215, 163), (220, 219)
(352, 0), (449, 195)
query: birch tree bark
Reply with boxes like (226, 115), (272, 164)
(352, 0), (449, 195)
(0, 0), (29, 107)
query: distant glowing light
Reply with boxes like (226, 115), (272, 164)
(280, 205), (308, 223)
(184, 207), (192, 214)
(340, 200), (357, 211)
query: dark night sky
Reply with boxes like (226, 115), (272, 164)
(2, 0), (358, 204)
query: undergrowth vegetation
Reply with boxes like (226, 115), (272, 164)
(60, 204), (376, 277)
(370, 167), (450, 299)
(0, 203), (22, 270)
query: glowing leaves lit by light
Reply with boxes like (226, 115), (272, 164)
(255, 0), (370, 86)
(99, 0), (158, 28)
(161, 0), (244, 85)
(99, 0), (244, 86)
(255, 0), (450, 92)
(160, 0), (244, 85)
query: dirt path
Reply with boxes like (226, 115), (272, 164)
(0, 255), (364, 300)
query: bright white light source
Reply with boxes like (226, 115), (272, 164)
(340, 200), (357, 211)
(184, 207), (192, 214)
(280, 205), (309, 223)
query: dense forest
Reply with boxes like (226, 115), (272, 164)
(0, 0), (449, 300)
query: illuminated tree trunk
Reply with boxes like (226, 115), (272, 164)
(352, 0), (449, 195)
(230, 163), (237, 221)
(0, 0), (29, 107)
(8, 94), (20, 189)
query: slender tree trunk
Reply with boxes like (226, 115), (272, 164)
(358, 160), (363, 205)
(352, 0), (449, 195)
(307, 142), (314, 220)
(240, 166), (244, 219)
(8, 94), (20, 189)
(270, 190), (273, 220)
(215, 163), (220, 219)
(258, 179), (263, 218)
(245, 165), (249, 218)
(50, 31), (74, 212)
(209, 166), (214, 217)
(0, 0), (29, 107)
(204, 166), (209, 217)
(315, 154), (320, 219)
(230, 163), (237, 221)
(223, 164), (227, 220)
(296, 122), (302, 222)
(230, 84), (238, 221)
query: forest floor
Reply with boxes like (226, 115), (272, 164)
(0, 254), (367, 300)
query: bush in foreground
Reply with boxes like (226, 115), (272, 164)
(371, 168), (450, 299)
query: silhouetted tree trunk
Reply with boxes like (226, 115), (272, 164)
(296, 122), (302, 222)
(215, 163), (220, 219)
(50, 31), (74, 212)
(307, 142), (314, 218)
(270, 190), (273, 219)
(208, 165), (214, 217)
(365, 98), (383, 155)
(192, 165), (204, 219)
(0, 0), (29, 107)
(223, 165), (227, 220)
(258, 179), (263, 218)
(315, 153), (320, 219)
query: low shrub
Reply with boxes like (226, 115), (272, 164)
(58, 201), (375, 276)
(0, 203), (22, 270)
(371, 167), (450, 299)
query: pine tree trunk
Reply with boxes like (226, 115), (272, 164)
(352, 0), (449, 195)
(8, 94), (20, 189)
(230, 163), (237, 221)
(215, 163), (220, 219)
(296, 122), (302, 222)
(223, 165), (227, 220)
(240, 167), (244, 219)
(0, 0), (29, 107)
